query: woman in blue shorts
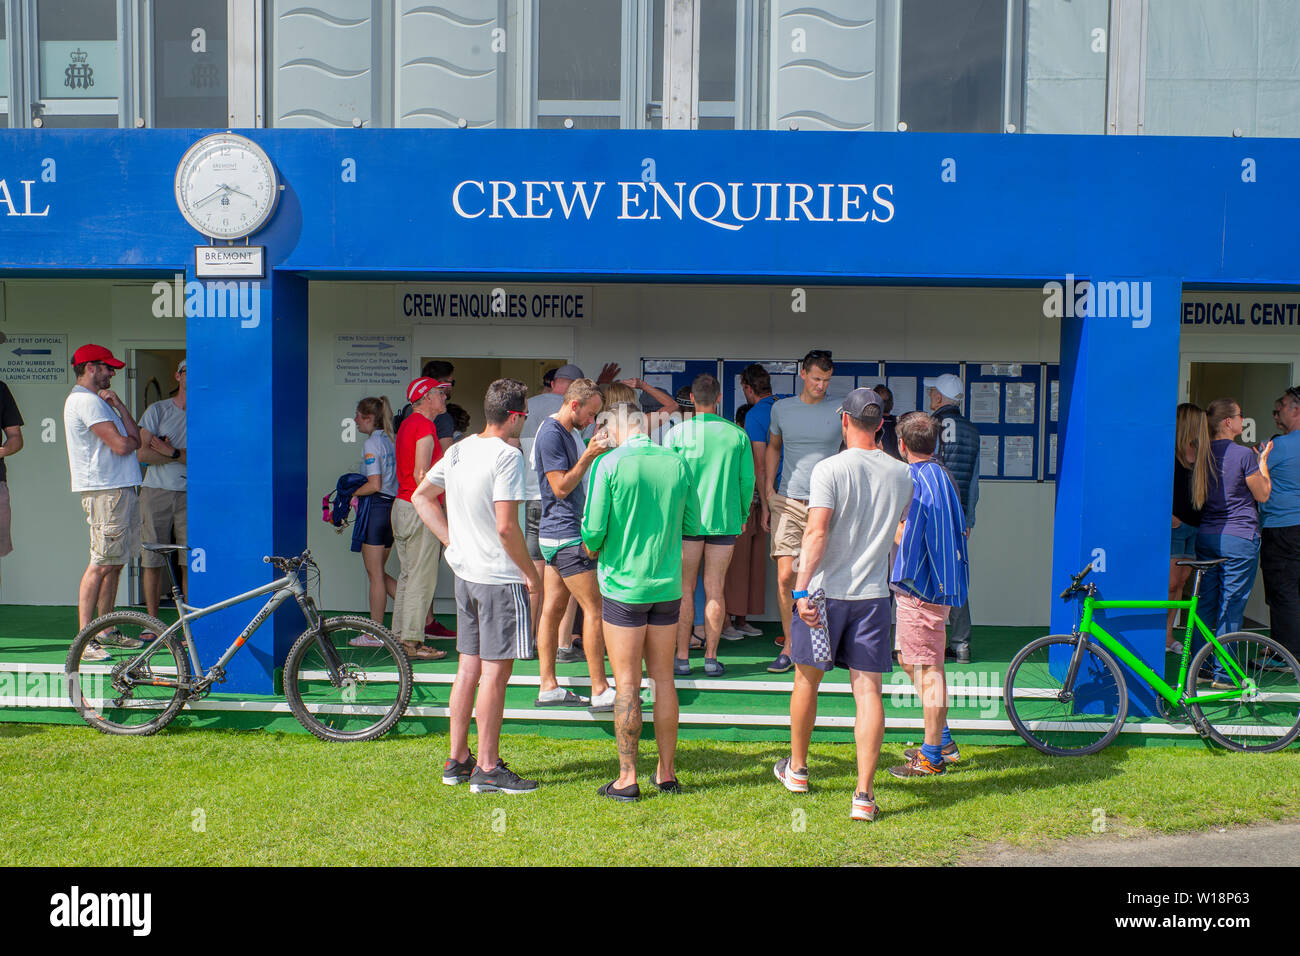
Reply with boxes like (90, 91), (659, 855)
(1169, 403), (1209, 653)
(354, 396), (399, 638)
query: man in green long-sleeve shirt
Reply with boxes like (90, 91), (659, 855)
(581, 401), (700, 801)
(663, 373), (756, 677)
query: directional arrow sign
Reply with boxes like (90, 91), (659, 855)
(12, 348), (52, 356)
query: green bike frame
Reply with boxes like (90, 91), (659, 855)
(1078, 592), (1257, 706)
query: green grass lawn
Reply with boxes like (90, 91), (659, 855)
(2, 723), (1297, 866)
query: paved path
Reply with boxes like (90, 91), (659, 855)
(974, 820), (1300, 866)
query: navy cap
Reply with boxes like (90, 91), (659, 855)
(836, 387), (884, 423)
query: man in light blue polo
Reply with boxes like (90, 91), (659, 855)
(1261, 388), (1300, 661)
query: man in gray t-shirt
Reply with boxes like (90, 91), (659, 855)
(137, 359), (187, 622)
(763, 351), (842, 674)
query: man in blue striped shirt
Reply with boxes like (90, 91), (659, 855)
(889, 412), (970, 778)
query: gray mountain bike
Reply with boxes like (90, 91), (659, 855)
(65, 546), (412, 742)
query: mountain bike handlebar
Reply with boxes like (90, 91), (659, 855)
(263, 550), (316, 574)
(1060, 564), (1094, 600)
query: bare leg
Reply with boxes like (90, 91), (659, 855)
(776, 555), (797, 655)
(645, 621), (679, 782)
(96, 565), (124, 618)
(475, 658), (515, 769)
(701, 543), (735, 659)
(1167, 561), (1191, 647)
(448, 652), (482, 763)
(789, 662), (824, 771)
(676, 541), (704, 661)
(558, 594), (578, 650)
(603, 622), (647, 788)
(78, 564), (110, 629)
(530, 558), (545, 639)
(912, 663), (948, 747)
(564, 569), (609, 697)
(537, 564), (571, 694)
(361, 543), (396, 624)
(142, 567), (162, 620)
(849, 669), (885, 797)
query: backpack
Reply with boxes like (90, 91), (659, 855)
(322, 473), (368, 531)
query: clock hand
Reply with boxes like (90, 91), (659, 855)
(192, 185), (228, 208)
(225, 185), (255, 201)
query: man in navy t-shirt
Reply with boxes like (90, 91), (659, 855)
(533, 378), (614, 710)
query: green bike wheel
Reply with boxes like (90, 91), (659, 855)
(1186, 632), (1300, 753)
(65, 610), (193, 736)
(1003, 634), (1128, 756)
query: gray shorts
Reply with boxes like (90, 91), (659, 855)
(525, 502), (542, 561)
(455, 576), (535, 661)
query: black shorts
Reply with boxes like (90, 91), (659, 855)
(525, 502), (542, 561)
(361, 495), (395, 548)
(547, 542), (596, 578)
(602, 595), (682, 628)
(683, 534), (737, 546)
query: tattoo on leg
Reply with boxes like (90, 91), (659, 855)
(615, 688), (641, 777)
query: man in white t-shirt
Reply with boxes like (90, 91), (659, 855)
(413, 378), (543, 795)
(63, 344), (144, 658)
(136, 358), (187, 624)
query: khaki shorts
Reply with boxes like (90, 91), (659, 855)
(768, 492), (809, 558)
(139, 487), (187, 568)
(81, 487), (141, 566)
(895, 591), (951, 666)
(0, 481), (11, 558)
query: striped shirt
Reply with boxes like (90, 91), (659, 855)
(891, 459), (969, 606)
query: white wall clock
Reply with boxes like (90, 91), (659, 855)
(174, 132), (280, 240)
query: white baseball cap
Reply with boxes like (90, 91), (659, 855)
(923, 373), (963, 402)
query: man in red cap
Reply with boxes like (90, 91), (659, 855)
(391, 376), (452, 660)
(63, 344), (143, 660)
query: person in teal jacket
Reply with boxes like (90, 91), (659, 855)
(663, 373), (756, 677)
(581, 401), (700, 801)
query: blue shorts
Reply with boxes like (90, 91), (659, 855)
(791, 596), (893, 673)
(683, 534), (737, 546)
(602, 596), (682, 628)
(547, 542), (596, 578)
(1171, 522), (1198, 558)
(361, 495), (395, 548)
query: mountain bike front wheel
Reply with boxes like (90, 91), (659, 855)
(1186, 632), (1300, 753)
(282, 616), (413, 742)
(65, 611), (193, 736)
(1003, 634), (1128, 756)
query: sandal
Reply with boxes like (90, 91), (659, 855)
(689, 629), (706, 651)
(534, 688), (590, 707)
(403, 643), (446, 661)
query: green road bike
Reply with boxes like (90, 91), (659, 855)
(1004, 560), (1300, 755)
(65, 546), (412, 742)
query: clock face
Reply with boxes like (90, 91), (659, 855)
(174, 133), (280, 240)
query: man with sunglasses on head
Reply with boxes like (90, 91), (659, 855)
(764, 349), (843, 674)
(414, 378), (543, 794)
(64, 345), (144, 660)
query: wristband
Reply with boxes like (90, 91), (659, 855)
(791, 589), (809, 600)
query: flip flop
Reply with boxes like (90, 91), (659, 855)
(649, 771), (681, 794)
(404, 644), (446, 661)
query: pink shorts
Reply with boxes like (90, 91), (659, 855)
(895, 591), (950, 665)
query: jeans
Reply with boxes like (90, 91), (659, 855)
(1194, 531), (1260, 639)
(1260, 524), (1300, 659)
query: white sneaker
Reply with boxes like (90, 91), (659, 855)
(589, 686), (617, 711)
(81, 641), (111, 662)
(349, 633), (385, 648)
(720, 625), (745, 641)
(734, 622), (763, 637)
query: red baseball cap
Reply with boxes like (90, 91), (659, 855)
(71, 344), (125, 368)
(407, 377), (450, 403)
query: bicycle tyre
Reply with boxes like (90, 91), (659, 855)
(64, 610), (193, 736)
(282, 616), (413, 742)
(1186, 631), (1300, 753)
(1003, 633), (1128, 757)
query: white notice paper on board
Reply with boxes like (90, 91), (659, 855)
(979, 435), (1000, 477)
(970, 382), (1001, 424)
(1004, 436), (1035, 477)
(1049, 433), (1058, 473)
(888, 376), (917, 415)
(642, 373), (674, 393)
(1005, 382), (1036, 425)
(828, 375), (856, 401)
(1050, 380), (1060, 422)
(770, 374), (796, 396)
(733, 375), (747, 413)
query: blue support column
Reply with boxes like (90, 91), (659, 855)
(1051, 277), (1182, 718)
(186, 269), (308, 695)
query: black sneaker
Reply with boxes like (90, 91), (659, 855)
(555, 645), (587, 664)
(442, 752), (476, 786)
(469, 760), (539, 795)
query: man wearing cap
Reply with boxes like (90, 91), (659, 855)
(0, 365), (23, 595)
(764, 350), (842, 674)
(136, 358), (187, 626)
(926, 373), (980, 663)
(64, 345), (144, 658)
(773, 388), (911, 822)
(392, 375), (452, 661)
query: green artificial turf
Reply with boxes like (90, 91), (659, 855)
(1, 723), (1296, 866)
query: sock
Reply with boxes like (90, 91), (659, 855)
(921, 743), (944, 767)
(940, 725), (953, 748)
